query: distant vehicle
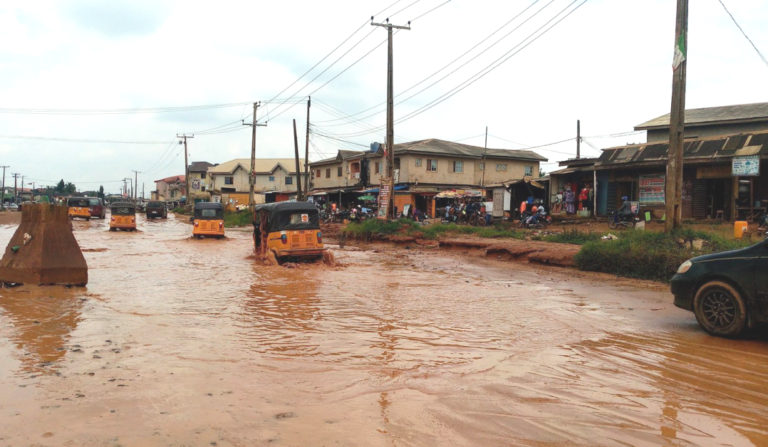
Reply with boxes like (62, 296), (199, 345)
(67, 198), (91, 220)
(109, 202), (137, 232)
(192, 202), (225, 239)
(145, 201), (168, 219)
(671, 239), (768, 338)
(89, 198), (106, 219)
(254, 202), (328, 265)
(7, 203), (18, 211)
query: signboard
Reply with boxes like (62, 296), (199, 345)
(732, 156), (760, 176)
(301, 214), (309, 223)
(192, 179), (201, 190)
(378, 179), (391, 219)
(639, 174), (665, 205)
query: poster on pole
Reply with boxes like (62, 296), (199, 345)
(378, 178), (391, 219)
(732, 156), (760, 176)
(639, 174), (665, 205)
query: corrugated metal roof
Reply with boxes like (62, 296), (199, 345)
(208, 158), (306, 175)
(635, 102), (768, 130)
(595, 130), (768, 169)
(392, 139), (547, 161)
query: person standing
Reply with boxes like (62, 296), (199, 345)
(564, 187), (576, 214)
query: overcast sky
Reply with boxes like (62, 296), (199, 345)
(1, 0), (767, 194)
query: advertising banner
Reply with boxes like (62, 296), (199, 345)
(639, 175), (665, 205)
(378, 179), (391, 219)
(732, 156), (760, 176)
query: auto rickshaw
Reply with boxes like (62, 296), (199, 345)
(67, 197), (92, 220)
(192, 202), (225, 239)
(109, 202), (137, 231)
(253, 202), (333, 265)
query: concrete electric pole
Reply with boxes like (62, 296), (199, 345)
(132, 170), (140, 203)
(304, 97), (311, 197)
(243, 103), (267, 207)
(372, 17), (411, 220)
(666, 0), (689, 232)
(12, 173), (19, 204)
(293, 119), (303, 201)
(177, 134), (194, 209)
(576, 120), (581, 159)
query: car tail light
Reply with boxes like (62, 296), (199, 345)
(281, 234), (287, 244)
(219, 222), (223, 228)
(194, 221), (199, 227)
(131, 217), (135, 223)
(317, 232), (323, 244)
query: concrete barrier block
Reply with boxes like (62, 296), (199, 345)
(0, 204), (88, 286)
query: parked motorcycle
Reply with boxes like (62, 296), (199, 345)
(468, 211), (487, 227)
(608, 211), (639, 229)
(517, 214), (550, 230)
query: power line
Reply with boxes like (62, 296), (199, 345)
(0, 101), (256, 116)
(410, 0), (452, 22)
(315, 0), (547, 126)
(327, 0), (587, 138)
(716, 0), (768, 69)
(0, 134), (172, 144)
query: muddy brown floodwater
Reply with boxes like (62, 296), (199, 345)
(1, 215), (768, 446)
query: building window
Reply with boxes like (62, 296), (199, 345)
(427, 159), (437, 172)
(453, 161), (463, 173)
(479, 162), (485, 171)
(326, 168), (331, 178)
(269, 176), (275, 182)
(496, 164), (507, 172)
(316, 170), (321, 179)
(375, 162), (381, 174)
(171, 191), (176, 198)
(225, 176), (234, 185)
(524, 166), (533, 176)
(285, 177), (293, 185)
(201, 186), (206, 192)
(415, 158), (422, 167)
(201, 172), (206, 179)
(337, 166), (343, 177)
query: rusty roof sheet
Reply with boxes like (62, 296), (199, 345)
(595, 131), (768, 169)
(635, 102), (768, 130)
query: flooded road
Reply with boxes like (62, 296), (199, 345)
(1, 215), (767, 446)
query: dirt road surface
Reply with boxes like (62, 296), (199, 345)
(1, 215), (767, 446)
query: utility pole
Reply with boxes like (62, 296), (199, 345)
(12, 173), (19, 204)
(131, 170), (140, 203)
(142, 183), (145, 201)
(304, 97), (311, 196)
(0, 166), (8, 210)
(177, 134), (194, 209)
(372, 17), (411, 220)
(293, 119), (303, 201)
(576, 120), (581, 159)
(20, 176), (24, 199)
(481, 126), (488, 188)
(242, 103), (267, 207)
(666, 0), (689, 232)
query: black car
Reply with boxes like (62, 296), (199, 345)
(146, 201), (168, 219)
(671, 238), (768, 338)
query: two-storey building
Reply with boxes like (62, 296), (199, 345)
(153, 175), (185, 202)
(309, 139), (547, 216)
(188, 161), (216, 203)
(208, 158), (306, 207)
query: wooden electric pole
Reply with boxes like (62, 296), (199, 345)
(177, 134), (194, 209)
(372, 17), (411, 220)
(0, 166), (8, 210)
(304, 97), (311, 197)
(243, 102), (267, 207)
(666, 0), (689, 232)
(481, 126), (488, 188)
(293, 119), (303, 201)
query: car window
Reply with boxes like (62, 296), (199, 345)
(201, 209), (217, 217)
(289, 213), (311, 224)
(89, 199), (100, 206)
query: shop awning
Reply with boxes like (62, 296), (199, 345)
(435, 189), (483, 199)
(308, 191), (328, 196)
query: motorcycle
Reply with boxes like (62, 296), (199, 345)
(517, 213), (550, 230)
(608, 211), (639, 229)
(468, 211), (487, 227)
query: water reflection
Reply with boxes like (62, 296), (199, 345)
(0, 286), (84, 375)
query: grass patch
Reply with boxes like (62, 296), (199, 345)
(224, 210), (252, 228)
(574, 229), (755, 282)
(172, 207), (187, 215)
(541, 229), (603, 245)
(340, 219), (524, 241)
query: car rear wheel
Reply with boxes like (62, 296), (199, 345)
(693, 281), (747, 338)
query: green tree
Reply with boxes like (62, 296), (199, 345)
(64, 182), (76, 194)
(55, 179), (65, 193)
